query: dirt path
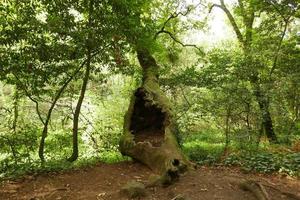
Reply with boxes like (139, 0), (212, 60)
(1, 162), (299, 200)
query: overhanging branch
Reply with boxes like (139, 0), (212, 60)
(210, 1), (246, 49)
(155, 30), (204, 55)
(154, 4), (204, 55)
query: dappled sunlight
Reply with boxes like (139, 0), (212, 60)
(0, 0), (300, 199)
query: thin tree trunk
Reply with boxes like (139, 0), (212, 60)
(223, 104), (231, 156)
(12, 74), (46, 127)
(12, 85), (19, 133)
(68, 0), (93, 162)
(0, 136), (18, 164)
(38, 62), (86, 162)
(67, 59), (91, 162)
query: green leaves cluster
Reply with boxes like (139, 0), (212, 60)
(224, 152), (300, 176)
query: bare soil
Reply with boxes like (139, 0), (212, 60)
(1, 161), (299, 200)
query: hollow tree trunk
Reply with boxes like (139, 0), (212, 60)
(119, 48), (192, 184)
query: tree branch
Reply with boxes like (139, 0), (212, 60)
(154, 4), (204, 55)
(269, 17), (290, 77)
(245, 3), (255, 47)
(156, 3), (200, 38)
(155, 30), (204, 54)
(210, 1), (246, 49)
(267, 0), (290, 21)
(12, 74), (45, 125)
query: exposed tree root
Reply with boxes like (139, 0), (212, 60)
(280, 192), (300, 200)
(262, 183), (300, 200)
(239, 180), (270, 200)
(226, 176), (300, 200)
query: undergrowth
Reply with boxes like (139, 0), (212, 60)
(0, 151), (129, 181)
(223, 151), (300, 176)
(183, 131), (300, 176)
(1, 128), (299, 180)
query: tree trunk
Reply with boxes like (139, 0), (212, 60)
(252, 82), (277, 143)
(223, 104), (231, 156)
(68, 0), (93, 161)
(38, 62), (86, 163)
(67, 53), (91, 162)
(214, 1), (278, 144)
(12, 85), (19, 133)
(119, 48), (193, 185)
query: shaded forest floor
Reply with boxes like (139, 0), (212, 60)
(0, 161), (299, 200)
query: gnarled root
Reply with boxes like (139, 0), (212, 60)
(239, 180), (270, 200)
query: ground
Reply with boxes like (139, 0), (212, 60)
(1, 162), (299, 200)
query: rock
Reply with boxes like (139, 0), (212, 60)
(120, 181), (146, 198)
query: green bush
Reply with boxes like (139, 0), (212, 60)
(183, 142), (224, 165)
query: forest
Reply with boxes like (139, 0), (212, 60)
(0, 0), (300, 199)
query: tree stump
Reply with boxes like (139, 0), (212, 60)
(119, 48), (192, 185)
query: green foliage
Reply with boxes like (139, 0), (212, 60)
(0, 125), (40, 171)
(182, 131), (225, 165)
(181, 130), (300, 176)
(1, 153), (128, 180)
(0, 0), (300, 180)
(0, 73), (136, 180)
(224, 152), (300, 176)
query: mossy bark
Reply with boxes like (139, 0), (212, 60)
(119, 48), (192, 184)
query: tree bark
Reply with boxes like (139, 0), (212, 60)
(38, 61), (86, 162)
(12, 85), (19, 133)
(252, 82), (277, 143)
(68, 0), (93, 162)
(67, 49), (91, 162)
(119, 48), (193, 185)
(212, 0), (278, 143)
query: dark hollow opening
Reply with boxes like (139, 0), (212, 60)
(130, 88), (165, 147)
(172, 159), (180, 166)
(167, 169), (179, 182)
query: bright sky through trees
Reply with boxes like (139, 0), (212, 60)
(184, 0), (236, 47)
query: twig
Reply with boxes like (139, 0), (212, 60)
(154, 4), (205, 55)
(12, 75), (45, 125)
(156, 30), (204, 54)
(155, 4), (198, 39)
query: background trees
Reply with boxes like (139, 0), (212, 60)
(0, 0), (299, 178)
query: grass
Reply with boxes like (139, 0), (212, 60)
(0, 150), (129, 181)
(1, 128), (299, 180)
(182, 130), (300, 176)
(182, 130), (225, 164)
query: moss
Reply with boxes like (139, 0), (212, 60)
(119, 48), (193, 184)
(120, 181), (146, 198)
